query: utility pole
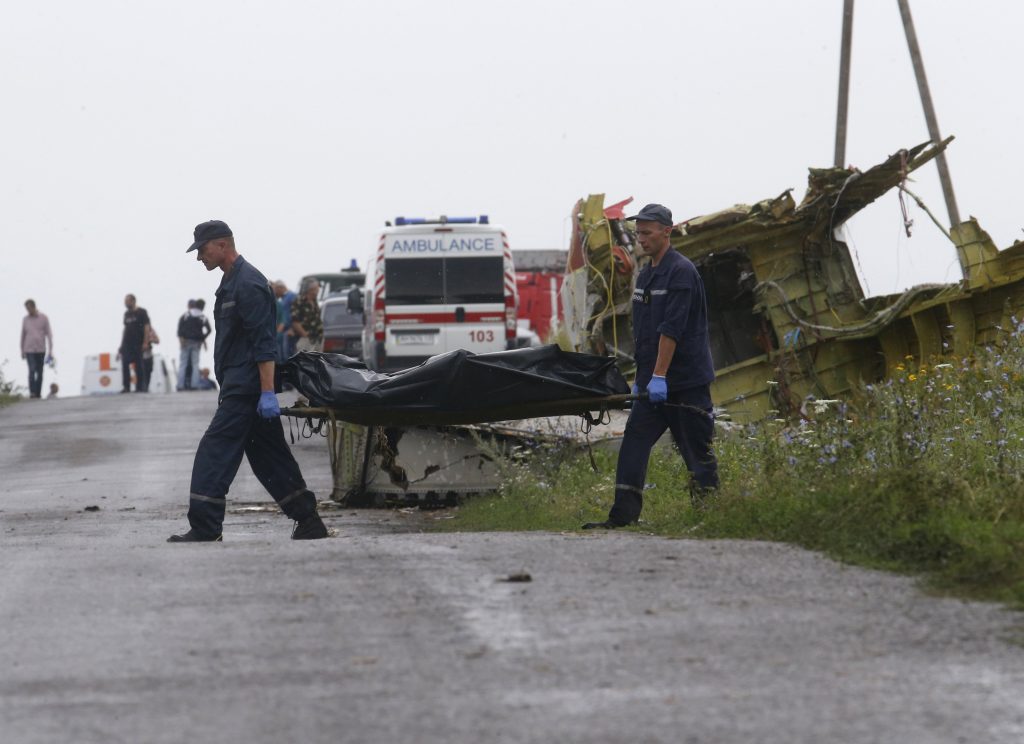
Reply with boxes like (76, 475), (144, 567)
(833, 0), (855, 168)
(897, 0), (961, 227)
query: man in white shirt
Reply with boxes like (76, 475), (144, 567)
(20, 299), (53, 399)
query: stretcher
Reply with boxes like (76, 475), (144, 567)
(279, 346), (631, 504)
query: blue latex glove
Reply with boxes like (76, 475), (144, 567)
(257, 391), (281, 419)
(648, 375), (668, 403)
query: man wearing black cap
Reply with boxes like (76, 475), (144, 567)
(168, 220), (328, 542)
(584, 204), (719, 529)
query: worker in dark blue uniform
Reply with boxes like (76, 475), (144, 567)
(584, 204), (718, 529)
(168, 220), (328, 542)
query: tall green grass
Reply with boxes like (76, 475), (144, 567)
(0, 361), (21, 407)
(437, 339), (1024, 606)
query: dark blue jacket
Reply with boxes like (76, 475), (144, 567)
(213, 256), (278, 397)
(633, 249), (715, 391)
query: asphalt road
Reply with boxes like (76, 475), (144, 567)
(2, 391), (1024, 744)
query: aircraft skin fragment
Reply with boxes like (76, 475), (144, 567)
(565, 139), (1024, 421)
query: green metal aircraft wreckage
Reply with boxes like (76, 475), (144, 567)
(563, 138), (1024, 423)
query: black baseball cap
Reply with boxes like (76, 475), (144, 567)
(626, 204), (673, 226)
(187, 220), (233, 253)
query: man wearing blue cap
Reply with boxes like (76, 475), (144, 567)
(584, 204), (719, 529)
(168, 220), (328, 542)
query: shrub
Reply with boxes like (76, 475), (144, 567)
(0, 361), (21, 407)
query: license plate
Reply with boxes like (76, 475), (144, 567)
(395, 334), (435, 346)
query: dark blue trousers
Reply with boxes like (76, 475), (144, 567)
(121, 345), (145, 392)
(608, 385), (719, 526)
(188, 394), (317, 537)
(25, 353), (45, 397)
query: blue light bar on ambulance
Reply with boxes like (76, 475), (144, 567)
(394, 215), (490, 226)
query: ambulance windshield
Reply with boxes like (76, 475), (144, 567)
(386, 258), (443, 304)
(386, 257), (504, 305)
(445, 257), (504, 303)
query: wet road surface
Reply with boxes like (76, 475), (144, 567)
(2, 392), (1023, 743)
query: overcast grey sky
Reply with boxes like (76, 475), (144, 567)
(3, 1), (1021, 396)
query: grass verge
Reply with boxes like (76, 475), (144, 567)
(432, 343), (1024, 608)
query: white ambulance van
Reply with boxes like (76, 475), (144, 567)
(361, 216), (518, 372)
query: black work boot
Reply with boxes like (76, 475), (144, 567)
(168, 529), (223, 543)
(690, 485), (717, 512)
(581, 519), (629, 530)
(292, 514), (328, 540)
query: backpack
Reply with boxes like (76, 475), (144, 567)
(179, 313), (206, 342)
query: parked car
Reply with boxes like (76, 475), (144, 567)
(321, 293), (364, 359)
(299, 260), (366, 302)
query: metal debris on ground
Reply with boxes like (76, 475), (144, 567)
(499, 572), (533, 583)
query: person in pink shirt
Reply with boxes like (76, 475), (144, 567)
(21, 299), (53, 399)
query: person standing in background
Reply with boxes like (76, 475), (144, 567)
(193, 298), (212, 341)
(119, 294), (151, 393)
(273, 280), (296, 362)
(177, 299), (211, 390)
(290, 279), (322, 352)
(142, 324), (160, 391)
(21, 299), (53, 399)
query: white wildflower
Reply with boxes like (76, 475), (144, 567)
(812, 399), (840, 414)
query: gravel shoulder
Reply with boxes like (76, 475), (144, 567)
(2, 393), (1023, 744)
